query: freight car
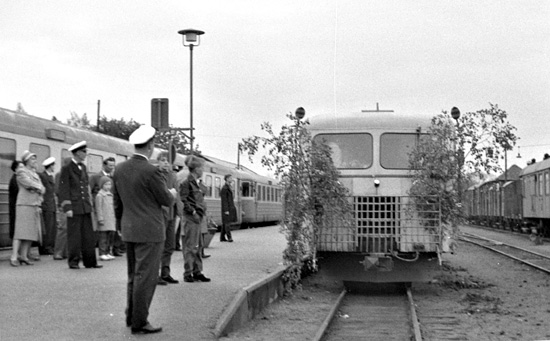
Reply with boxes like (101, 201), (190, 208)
(0, 107), (281, 248)
(464, 159), (550, 238)
(464, 165), (523, 230)
(308, 108), (446, 283)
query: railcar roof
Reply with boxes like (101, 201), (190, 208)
(308, 111), (433, 132)
(520, 158), (550, 177)
(0, 106), (134, 155)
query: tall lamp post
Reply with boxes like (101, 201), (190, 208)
(178, 28), (205, 154)
(451, 107), (462, 210)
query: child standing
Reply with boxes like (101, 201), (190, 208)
(95, 176), (116, 261)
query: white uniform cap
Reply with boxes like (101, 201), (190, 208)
(69, 141), (87, 152)
(21, 150), (37, 162)
(129, 125), (156, 145)
(42, 157), (56, 167)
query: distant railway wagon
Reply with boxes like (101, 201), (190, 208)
(463, 159), (550, 238)
(464, 165), (523, 229)
(308, 109), (445, 283)
(0, 107), (282, 248)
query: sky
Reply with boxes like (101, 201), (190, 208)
(1, 0), (549, 175)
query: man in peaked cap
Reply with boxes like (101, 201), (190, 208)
(113, 125), (176, 334)
(38, 157), (57, 255)
(58, 141), (102, 269)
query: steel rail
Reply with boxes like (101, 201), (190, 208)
(459, 233), (550, 275)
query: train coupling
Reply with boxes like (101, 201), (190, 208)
(360, 254), (393, 272)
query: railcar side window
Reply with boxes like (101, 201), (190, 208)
(313, 133), (372, 169)
(242, 181), (251, 197)
(205, 175), (213, 197)
(257, 185), (262, 200)
(87, 154), (103, 174)
(29, 143), (51, 173)
(215, 177), (221, 198)
(546, 172), (549, 195)
(380, 133), (424, 170)
(115, 154), (128, 164)
(0, 137), (16, 184)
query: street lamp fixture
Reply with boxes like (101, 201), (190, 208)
(178, 28), (205, 154)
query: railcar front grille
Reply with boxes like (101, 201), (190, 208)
(316, 196), (441, 254)
(356, 196), (400, 253)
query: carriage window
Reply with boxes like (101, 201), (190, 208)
(313, 133), (372, 169)
(380, 133), (425, 170)
(242, 181), (251, 197)
(205, 175), (213, 197)
(115, 154), (128, 164)
(0, 137), (16, 184)
(539, 174), (544, 196)
(87, 154), (103, 174)
(257, 185), (262, 200)
(61, 149), (71, 163)
(215, 177), (221, 198)
(29, 143), (51, 173)
(262, 186), (266, 201)
(546, 172), (550, 195)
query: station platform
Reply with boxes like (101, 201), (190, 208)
(460, 224), (550, 258)
(0, 225), (287, 340)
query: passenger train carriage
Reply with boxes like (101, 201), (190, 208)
(0, 107), (281, 248)
(308, 109), (445, 283)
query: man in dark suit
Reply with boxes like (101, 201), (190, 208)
(113, 125), (176, 335)
(38, 157), (57, 255)
(58, 141), (102, 270)
(220, 174), (237, 242)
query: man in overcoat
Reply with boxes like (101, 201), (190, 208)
(38, 157), (57, 255)
(220, 174), (237, 242)
(112, 125), (175, 335)
(58, 141), (101, 269)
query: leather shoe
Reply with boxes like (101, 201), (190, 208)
(202, 254), (211, 259)
(85, 264), (103, 269)
(228, 239), (234, 242)
(157, 278), (168, 285)
(131, 323), (162, 335)
(161, 275), (179, 284)
(183, 276), (194, 283)
(193, 273), (211, 282)
(220, 239), (227, 242)
(53, 256), (64, 260)
(69, 265), (80, 269)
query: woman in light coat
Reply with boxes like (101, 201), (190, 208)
(10, 151), (45, 266)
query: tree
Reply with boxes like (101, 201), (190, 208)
(241, 112), (352, 293)
(66, 111), (93, 130)
(408, 103), (518, 234)
(155, 129), (198, 155)
(16, 102), (28, 114)
(97, 115), (141, 140)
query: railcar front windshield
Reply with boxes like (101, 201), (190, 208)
(380, 133), (421, 169)
(313, 133), (372, 169)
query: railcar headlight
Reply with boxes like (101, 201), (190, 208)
(374, 179), (380, 187)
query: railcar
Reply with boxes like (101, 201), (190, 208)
(308, 109), (445, 283)
(519, 159), (550, 236)
(172, 153), (282, 229)
(0, 107), (281, 248)
(464, 165), (523, 230)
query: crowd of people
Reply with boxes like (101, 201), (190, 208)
(7, 124), (238, 335)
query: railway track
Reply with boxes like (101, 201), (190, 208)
(460, 232), (550, 275)
(314, 284), (421, 341)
